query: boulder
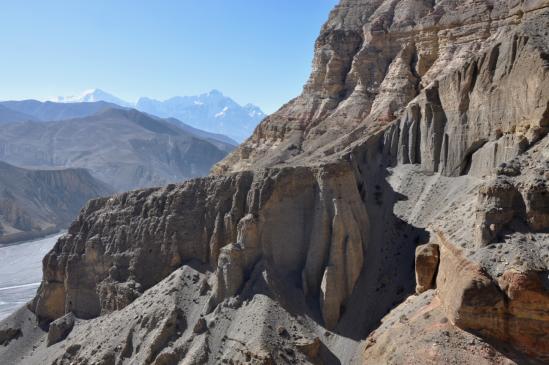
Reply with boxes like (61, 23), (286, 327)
(47, 312), (75, 347)
(193, 317), (207, 335)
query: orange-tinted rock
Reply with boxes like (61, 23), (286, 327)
(436, 232), (506, 337)
(497, 270), (549, 360)
(362, 291), (520, 365)
(436, 231), (549, 361)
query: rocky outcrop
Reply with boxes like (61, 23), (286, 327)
(414, 243), (439, 294)
(46, 313), (75, 347)
(215, 0), (549, 176)
(525, 178), (549, 231)
(32, 164), (368, 331)
(474, 161), (549, 246)
(432, 230), (549, 361)
(362, 291), (525, 365)
(32, 172), (253, 321)
(474, 177), (525, 246)
(383, 32), (549, 178)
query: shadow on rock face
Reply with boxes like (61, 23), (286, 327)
(333, 140), (430, 340)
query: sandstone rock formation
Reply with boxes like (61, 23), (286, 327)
(1, 0), (548, 364)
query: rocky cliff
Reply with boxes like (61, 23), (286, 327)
(1, 0), (548, 364)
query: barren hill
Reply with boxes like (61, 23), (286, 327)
(0, 161), (110, 244)
(0, 108), (235, 191)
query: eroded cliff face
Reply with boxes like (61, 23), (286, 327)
(1, 0), (548, 364)
(214, 0), (549, 176)
(32, 163), (369, 335)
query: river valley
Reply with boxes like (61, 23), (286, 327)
(0, 234), (61, 320)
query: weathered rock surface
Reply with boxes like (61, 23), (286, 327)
(361, 291), (526, 365)
(31, 163), (368, 333)
(1, 0), (549, 364)
(433, 229), (549, 361)
(214, 0), (549, 178)
(474, 177), (525, 246)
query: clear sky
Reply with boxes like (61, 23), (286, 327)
(0, 0), (338, 113)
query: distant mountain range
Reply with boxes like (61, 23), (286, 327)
(0, 99), (236, 146)
(0, 105), (37, 123)
(47, 88), (265, 142)
(0, 100), (119, 122)
(0, 96), (240, 242)
(0, 107), (235, 192)
(0, 161), (110, 244)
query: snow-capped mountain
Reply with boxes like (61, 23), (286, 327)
(49, 89), (133, 107)
(49, 89), (265, 142)
(136, 90), (265, 142)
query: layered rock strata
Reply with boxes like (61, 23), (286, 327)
(32, 164), (368, 333)
(1, 0), (548, 364)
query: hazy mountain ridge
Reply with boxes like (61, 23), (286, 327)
(0, 105), (37, 123)
(135, 90), (265, 142)
(0, 99), (238, 147)
(0, 100), (236, 243)
(0, 108), (235, 192)
(0, 100), (120, 123)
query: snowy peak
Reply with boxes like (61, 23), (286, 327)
(49, 89), (132, 107)
(214, 106), (230, 118)
(135, 90), (266, 142)
(244, 103), (265, 119)
(48, 89), (265, 142)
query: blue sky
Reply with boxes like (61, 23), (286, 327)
(0, 0), (338, 113)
